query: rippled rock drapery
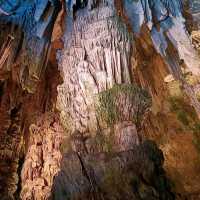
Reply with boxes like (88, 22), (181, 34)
(0, 0), (61, 92)
(124, 0), (200, 76)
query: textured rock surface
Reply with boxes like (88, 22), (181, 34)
(134, 29), (200, 198)
(0, 62), (62, 200)
(192, 30), (200, 51)
(131, 1), (200, 198)
(0, 3), (62, 197)
(1, 0), (200, 200)
(0, 0), (61, 93)
(0, 89), (22, 199)
(123, 0), (200, 76)
(21, 114), (63, 200)
(189, 0), (200, 28)
(57, 0), (146, 152)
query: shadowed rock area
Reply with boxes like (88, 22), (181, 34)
(52, 141), (174, 200)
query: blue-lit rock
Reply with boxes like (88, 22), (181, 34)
(0, 0), (61, 39)
(0, 0), (61, 93)
(124, 0), (200, 76)
(123, 0), (145, 34)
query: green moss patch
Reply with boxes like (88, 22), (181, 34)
(96, 84), (152, 127)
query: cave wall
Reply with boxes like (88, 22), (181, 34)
(0, 0), (200, 200)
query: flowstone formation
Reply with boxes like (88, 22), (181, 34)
(21, 114), (63, 200)
(57, 0), (142, 151)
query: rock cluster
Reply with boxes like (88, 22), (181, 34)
(21, 114), (63, 200)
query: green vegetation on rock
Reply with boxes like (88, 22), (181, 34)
(96, 84), (152, 127)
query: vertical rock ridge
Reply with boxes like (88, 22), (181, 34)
(57, 0), (135, 141)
